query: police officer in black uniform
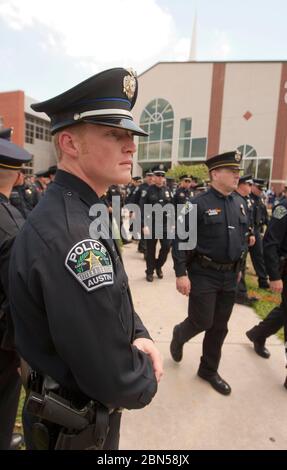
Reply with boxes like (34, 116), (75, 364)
(248, 199), (287, 389)
(125, 176), (142, 204)
(234, 174), (258, 306)
(0, 137), (31, 449)
(170, 151), (248, 395)
(249, 179), (269, 288)
(173, 175), (193, 207)
(103, 184), (128, 244)
(10, 171), (35, 219)
(0, 128), (32, 218)
(129, 171), (154, 254)
(140, 169), (173, 282)
(9, 68), (162, 450)
(246, 200), (287, 364)
(47, 165), (57, 182)
(166, 176), (177, 198)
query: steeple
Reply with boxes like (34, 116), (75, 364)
(189, 10), (197, 61)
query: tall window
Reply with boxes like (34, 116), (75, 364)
(138, 98), (174, 162)
(25, 114), (52, 144)
(23, 156), (34, 175)
(237, 144), (272, 182)
(178, 118), (207, 161)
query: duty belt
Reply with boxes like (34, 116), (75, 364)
(194, 254), (239, 272)
(26, 372), (117, 450)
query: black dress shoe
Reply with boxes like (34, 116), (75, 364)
(156, 268), (163, 279)
(197, 371), (231, 395)
(284, 377), (287, 390)
(170, 326), (183, 362)
(146, 274), (154, 282)
(10, 433), (24, 450)
(246, 330), (270, 358)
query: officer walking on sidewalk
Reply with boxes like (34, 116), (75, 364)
(140, 168), (173, 282)
(246, 198), (287, 384)
(249, 179), (269, 289)
(234, 174), (257, 306)
(170, 151), (248, 395)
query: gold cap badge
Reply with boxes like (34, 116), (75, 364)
(123, 68), (137, 100)
(235, 150), (242, 162)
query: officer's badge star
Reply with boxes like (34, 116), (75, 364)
(123, 69), (137, 100)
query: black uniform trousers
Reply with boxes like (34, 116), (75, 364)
(146, 237), (171, 275)
(249, 229), (268, 283)
(250, 273), (287, 343)
(0, 347), (21, 450)
(236, 252), (248, 299)
(175, 262), (237, 376)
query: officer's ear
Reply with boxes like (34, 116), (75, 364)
(57, 129), (82, 160)
(14, 171), (23, 187)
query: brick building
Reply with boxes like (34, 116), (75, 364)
(0, 90), (56, 174)
(132, 61), (287, 193)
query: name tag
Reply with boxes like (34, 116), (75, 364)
(206, 208), (221, 216)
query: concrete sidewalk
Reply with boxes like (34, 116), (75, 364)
(120, 242), (287, 450)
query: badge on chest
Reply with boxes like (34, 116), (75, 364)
(240, 204), (246, 216)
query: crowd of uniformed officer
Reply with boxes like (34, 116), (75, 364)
(1, 66), (287, 452)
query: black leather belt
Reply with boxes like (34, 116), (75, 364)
(195, 254), (238, 272)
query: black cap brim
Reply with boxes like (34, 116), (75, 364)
(82, 117), (148, 137)
(51, 117), (148, 137)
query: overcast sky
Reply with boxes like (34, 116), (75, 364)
(0, 0), (286, 100)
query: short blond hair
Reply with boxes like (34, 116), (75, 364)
(52, 123), (88, 161)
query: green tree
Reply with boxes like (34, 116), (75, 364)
(166, 164), (209, 183)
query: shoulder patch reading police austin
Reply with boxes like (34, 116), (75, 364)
(273, 205), (287, 220)
(65, 239), (114, 292)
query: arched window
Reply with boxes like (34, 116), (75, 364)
(137, 98), (174, 162)
(237, 144), (271, 182)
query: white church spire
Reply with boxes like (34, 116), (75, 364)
(189, 10), (197, 61)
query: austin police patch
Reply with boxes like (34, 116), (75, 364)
(273, 205), (287, 220)
(65, 239), (114, 292)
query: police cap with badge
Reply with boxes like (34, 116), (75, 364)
(239, 174), (253, 185)
(252, 178), (267, 190)
(180, 174), (192, 182)
(0, 136), (31, 170)
(205, 150), (242, 171)
(31, 68), (148, 137)
(152, 165), (166, 177)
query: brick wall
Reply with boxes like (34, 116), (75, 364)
(0, 91), (25, 146)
